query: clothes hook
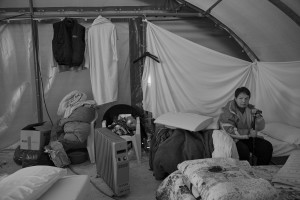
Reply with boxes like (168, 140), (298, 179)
(142, 14), (148, 22)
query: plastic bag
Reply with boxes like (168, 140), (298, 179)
(45, 141), (71, 168)
(13, 145), (53, 167)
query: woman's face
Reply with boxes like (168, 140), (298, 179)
(235, 92), (250, 108)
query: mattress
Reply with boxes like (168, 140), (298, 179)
(38, 175), (90, 200)
(258, 132), (300, 157)
(156, 164), (300, 200)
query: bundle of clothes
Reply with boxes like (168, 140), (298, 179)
(107, 114), (137, 136)
(13, 90), (97, 168)
(50, 90), (96, 152)
(42, 90), (97, 167)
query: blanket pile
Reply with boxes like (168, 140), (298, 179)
(156, 158), (279, 200)
(151, 128), (214, 180)
(51, 90), (96, 151)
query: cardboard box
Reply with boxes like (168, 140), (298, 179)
(20, 122), (51, 150)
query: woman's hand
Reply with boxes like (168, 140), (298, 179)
(249, 129), (257, 137)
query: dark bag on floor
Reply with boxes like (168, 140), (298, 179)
(22, 150), (54, 168)
(13, 145), (54, 167)
(13, 145), (25, 165)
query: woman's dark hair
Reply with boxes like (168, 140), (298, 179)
(235, 87), (251, 98)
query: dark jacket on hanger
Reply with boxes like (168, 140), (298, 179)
(52, 18), (85, 67)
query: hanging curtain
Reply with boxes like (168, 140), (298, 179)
(255, 61), (300, 128)
(0, 24), (37, 149)
(142, 21), (300, 129)
(142, 21), (255, 118)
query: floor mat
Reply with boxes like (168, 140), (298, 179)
(69, 153), (161, 200)
(0, 149), (161, 200)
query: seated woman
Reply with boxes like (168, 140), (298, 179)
(218, 87), (273, 165)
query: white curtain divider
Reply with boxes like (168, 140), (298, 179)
(142, 21), (300, 128)
(142, 21), (255, 118)
(255, 61), (300, 128)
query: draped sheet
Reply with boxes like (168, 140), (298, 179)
(142, 21), (300, 128)
(255, 62), (300, 127)
(0, 24), (37, 150)
(142, 21), (255, 118)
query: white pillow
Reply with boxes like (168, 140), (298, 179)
(0, 165), (67, 200)
(261, 122), (300, 145)
(154, 112), (213, 132)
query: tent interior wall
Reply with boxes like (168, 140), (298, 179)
(1, 0), (300, 150)
(0, 0), (252, 149)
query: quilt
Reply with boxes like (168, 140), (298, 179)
(156, 160), (300, 200)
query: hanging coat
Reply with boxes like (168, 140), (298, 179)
(52, 18), (86, 67)
(87, 15), (118, 105)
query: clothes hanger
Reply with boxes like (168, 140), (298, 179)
(133, 51), (160, 64)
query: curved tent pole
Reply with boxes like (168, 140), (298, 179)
(203, 0), (223, 16)
(178, 0), (259, 62)
(29, 0), (43, 122)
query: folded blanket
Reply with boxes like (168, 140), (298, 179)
(63, 122), (90, 143)
(57, 90), (96, 118)
(50, 105), (96, 150)
(59, 106), (96, 127)
(178, 158), (278, 200)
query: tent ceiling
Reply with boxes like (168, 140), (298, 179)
(270, 0), (300, 26)
(0, 0), (173, 8)
(1, 0), (299, 62)
(183, 0), (300, 62)
(0, 0), (185, 12)
(280, 0), (300, 15)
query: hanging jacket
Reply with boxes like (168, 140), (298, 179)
(52, 18), (85, 67)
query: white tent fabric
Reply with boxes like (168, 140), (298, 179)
(142, 21), (255, 118)
(0, 24), (37, 149)
(255, 61), (300, 127)
(185, 0), (300, 62)
(142, 21), (300, 128)
(0, 22), (131, 149)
